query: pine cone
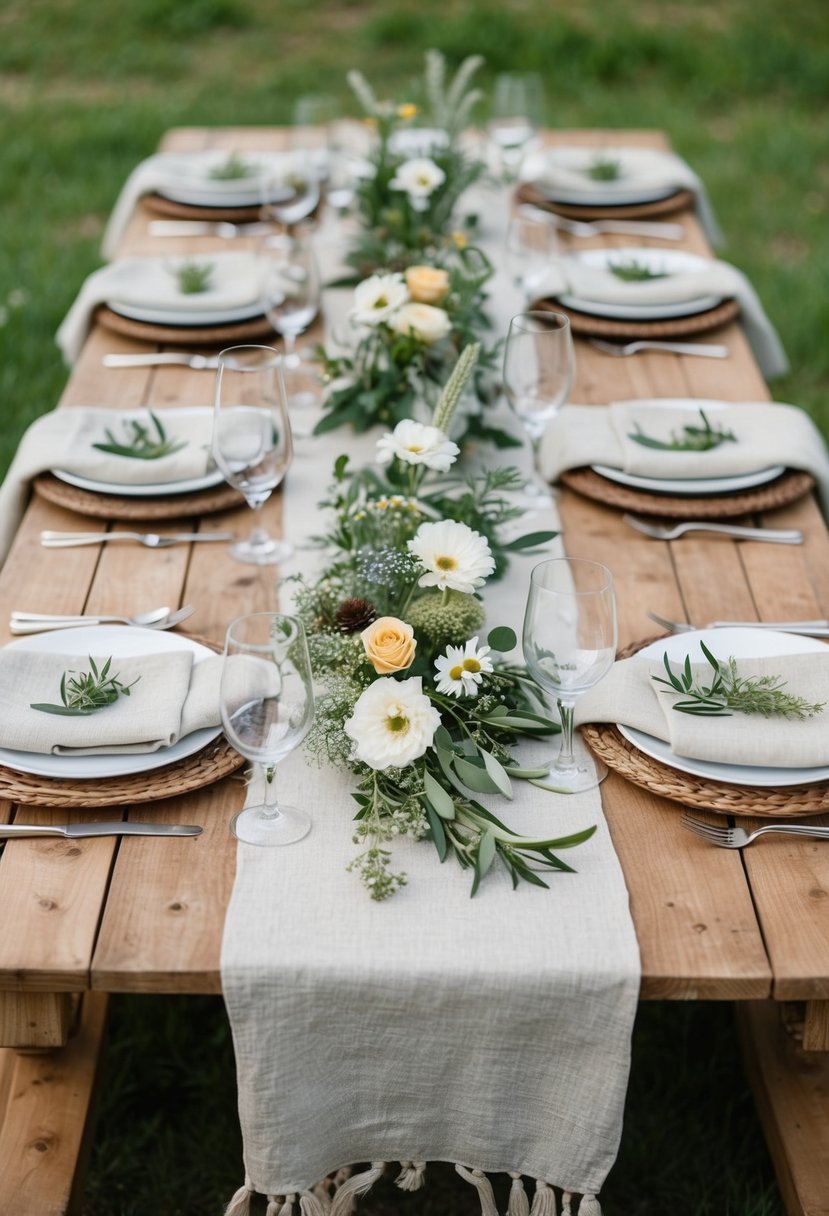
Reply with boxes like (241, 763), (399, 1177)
(334, 597), (376, 634)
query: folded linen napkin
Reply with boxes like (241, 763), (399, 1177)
(101, 149), (299, 258)
(529, 254), (788, 379)
(56, 251), (265, 364)
(0, 649), (224, 755)
(0, 407), (215, 567)
(521, 145), (723, 245)
(576, 647), (829, 768)
(537, 399), (829, 516)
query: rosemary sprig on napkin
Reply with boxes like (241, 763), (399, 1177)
(608, 258), (669, 282)
(586, 154), (622, 181)
(31, 656), (139, 716)
(629, 408), (737, 453)
(172, 260), (214, 294)
(207, 151), (254, 180)
(92, 411), (187, 460)
(653, 641), (825, 719)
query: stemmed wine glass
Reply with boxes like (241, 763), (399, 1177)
(212, 345), (294, 566)
(261, 234), (322, 410)
(488, 72), (545, 179)
(220, 612), (315, 846)
(505, 204), (560, 289)
(522, 558), (617, 794)
(502, 311), (574, 497)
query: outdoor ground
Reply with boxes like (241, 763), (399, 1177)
(0, 1), (827, 1212)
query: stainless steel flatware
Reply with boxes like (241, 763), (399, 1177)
(0, 822), (202, 839)
(623, 515), (803, 544)
(553, 215), (685, 240)
(103, 352), (220, 370)
(680, 811), (829, 849)
(647, 610), (829, 637)
(147, 219), (272, 239)
(9, 604), (195, 634)
(589, 338), (730, 358)
(40, 531), (235, 549)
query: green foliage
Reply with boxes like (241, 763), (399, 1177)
(30, 656), (139, 716)
(629, 409), (737, 453)
(92, 410), (187, 460)
(654, 642), (826, 719)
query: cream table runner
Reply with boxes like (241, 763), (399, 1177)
(220, 181), (640, 1216)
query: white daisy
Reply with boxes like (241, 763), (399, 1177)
(344, 676), (442, 771)
(390, 302), (452, 345)
(408, 519), (495, 594)
(350, 272), (409, 326)
(389, 157), (446, 205)
(434, 637), (494, 698)
(376, 419), (459, 472)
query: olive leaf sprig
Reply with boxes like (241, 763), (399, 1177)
(609, 258), (669, 282)
(171, 260), (214, 294)
(92, 411), (187, 460)
(653, 641), (825, 719)
(586, 154), (622, 181)
(207, 151), (254, 180)
(31, 657), (139, 717)
(629, 408), (737, 453)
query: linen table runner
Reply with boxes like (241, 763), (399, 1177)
(221, 183), (641, 1216)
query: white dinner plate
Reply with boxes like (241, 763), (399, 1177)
(0, 626), (221, 780)
(108, 299), (266, 327)
(617, 628), (829, 788)
(154, 151), (298, 208)
(538, 182), (677, 206)
(560, 246), (722, 321)
(52, 408), (223, 498)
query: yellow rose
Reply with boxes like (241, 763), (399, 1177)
(405, 265), (450, 305)
(361, 616), (417, 674)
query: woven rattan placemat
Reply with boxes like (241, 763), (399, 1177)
(96, 306), (276, 347)
(33, 472), (245, 521)
(581, 635), (829, 818)
(559, 467), (815, 519)
(144, 193), (265, 222)
(531, 295), (741, 341)
(516, 183), (695, 221)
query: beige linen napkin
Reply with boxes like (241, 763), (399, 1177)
(56, 251), (265, 364)
(521, 145), (723, 245)
(0, 407), (216, 568)
(529, 254), (788, 378)
(101, 149), (298, 257)
(0, 650), (224, 755)
(576, 648), (829, 767)
(537, 400), (829, 516)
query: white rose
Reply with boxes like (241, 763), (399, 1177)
(351, 272), (409, 326)
(344, 676), (442, 770)
(376, 419), (459, 472)
(391, 302), (452, 345)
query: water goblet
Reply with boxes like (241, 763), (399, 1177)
(502, 310), (574, 497)
(488, 72), (545, 179)
(261, 233), (322, 410)
(221, 612), (315, 846)
(522, 557), (617, 794)
(505, 203), (560, 289)
(212, 344), (294, 566)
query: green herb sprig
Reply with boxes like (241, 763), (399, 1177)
(31, 657), (139, 717)
(609, 258), (669, 282)
(92, 411), (187, 461)
(586, 154), (622, 181)
(172, 260), (214, 294)
(207, 151), (254, 180)
(653, 641), (825, 719)
(630, 408), (737, 453)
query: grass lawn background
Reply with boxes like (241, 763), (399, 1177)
(0, 1), (826, 1212)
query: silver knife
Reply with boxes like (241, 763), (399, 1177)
(103, 353), (220, 370)
(40, 531), (235, 548)
(148, 220), (272, 238)
(0, 822), (202, 839)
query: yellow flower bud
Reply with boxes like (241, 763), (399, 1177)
(405, 265), (451, 305)
(397, 103), (418, 120)
(361, 616), (417, 674)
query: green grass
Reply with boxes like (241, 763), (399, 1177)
(3, 1), (826, 1211)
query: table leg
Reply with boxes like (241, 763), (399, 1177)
(0, 992), (75, 1051)
(803, 1000), (829, 1052)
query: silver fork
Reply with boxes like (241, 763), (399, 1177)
(647, 610), (829, 636)
(40, 530), (236, 549)
(623, 515), (803, 544)
(553, 216), (685, 240)
(680, 811), (829, 848)
(589, 338), (730, 358)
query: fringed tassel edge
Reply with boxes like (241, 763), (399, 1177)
(454, 1164), (499, 1216)
(530, 1180), (558, 1216)
(329, 1162), (386, 1216)
(508, 1173), (530, 1216)
(225, 1183), (255, 1216)
(395, 1160), (427, 1192)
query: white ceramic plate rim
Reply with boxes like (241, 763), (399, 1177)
(108, 299), (265, 326)
(560, 246), (721, 321)
(617, 628), (829, 787)
(0, 626), (221, 779)
(52, 408), (223, 497)
(560, 292), (721, 320)
(535, 182), (678, 206)
(592, 463), (786, 495)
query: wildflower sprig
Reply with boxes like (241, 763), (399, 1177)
(207, 151), (254, 180)
(629, 409), (737, 453)
(609, 258), (669, 283)
(92, 411), (187, 461)
(31, 657), (139, 717)
(653, 642), (825, 719)
(171, 260), (214, 294)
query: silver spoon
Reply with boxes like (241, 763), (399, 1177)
(9, 605), (195, 634)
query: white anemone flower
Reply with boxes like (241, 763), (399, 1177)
(376, 419), (459, 472)
(351, 273), (409, 326)
(434, 637), (494, 698)
(408, 520), (495, 594)
(344, 676), (442, 771)
(390, 302), (452, 345)
(389, 157), (446, 206)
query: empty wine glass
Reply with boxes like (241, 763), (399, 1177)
(502, 311), (574, 497)
(292, 94), (337, 181)
(221, 612), (315, 846)
(488, 72), (545, 179)
(505, 204), (560, 289)
(261, 234), (322, 409)
(523, 558), (617, 794)
(212, 345), (294, 566)
(260, 165), (321, 231)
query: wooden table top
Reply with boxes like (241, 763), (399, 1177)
(1, 127), (828, 1036)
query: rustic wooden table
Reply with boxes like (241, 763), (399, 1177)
(1, 127), (827, 1214)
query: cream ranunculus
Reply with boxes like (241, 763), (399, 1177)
(405, 265), (450, 305)
(351, 272), (409, 326)
(361, 616), (416, 674)
(375, 419), (459, 472)
(344, 676), (442, 770)
(391, 302), (452, 345)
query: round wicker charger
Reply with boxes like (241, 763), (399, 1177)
(559, 467), (815, 520)
(0, 634), (245, 809)
(96, 305), (276, 347)
(515, 182), (695, 221)
(144, 193), (266, 222)
(581, 636), (829, 818)
(33, 472), (245, 522)
(531, 294), (741, 341)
